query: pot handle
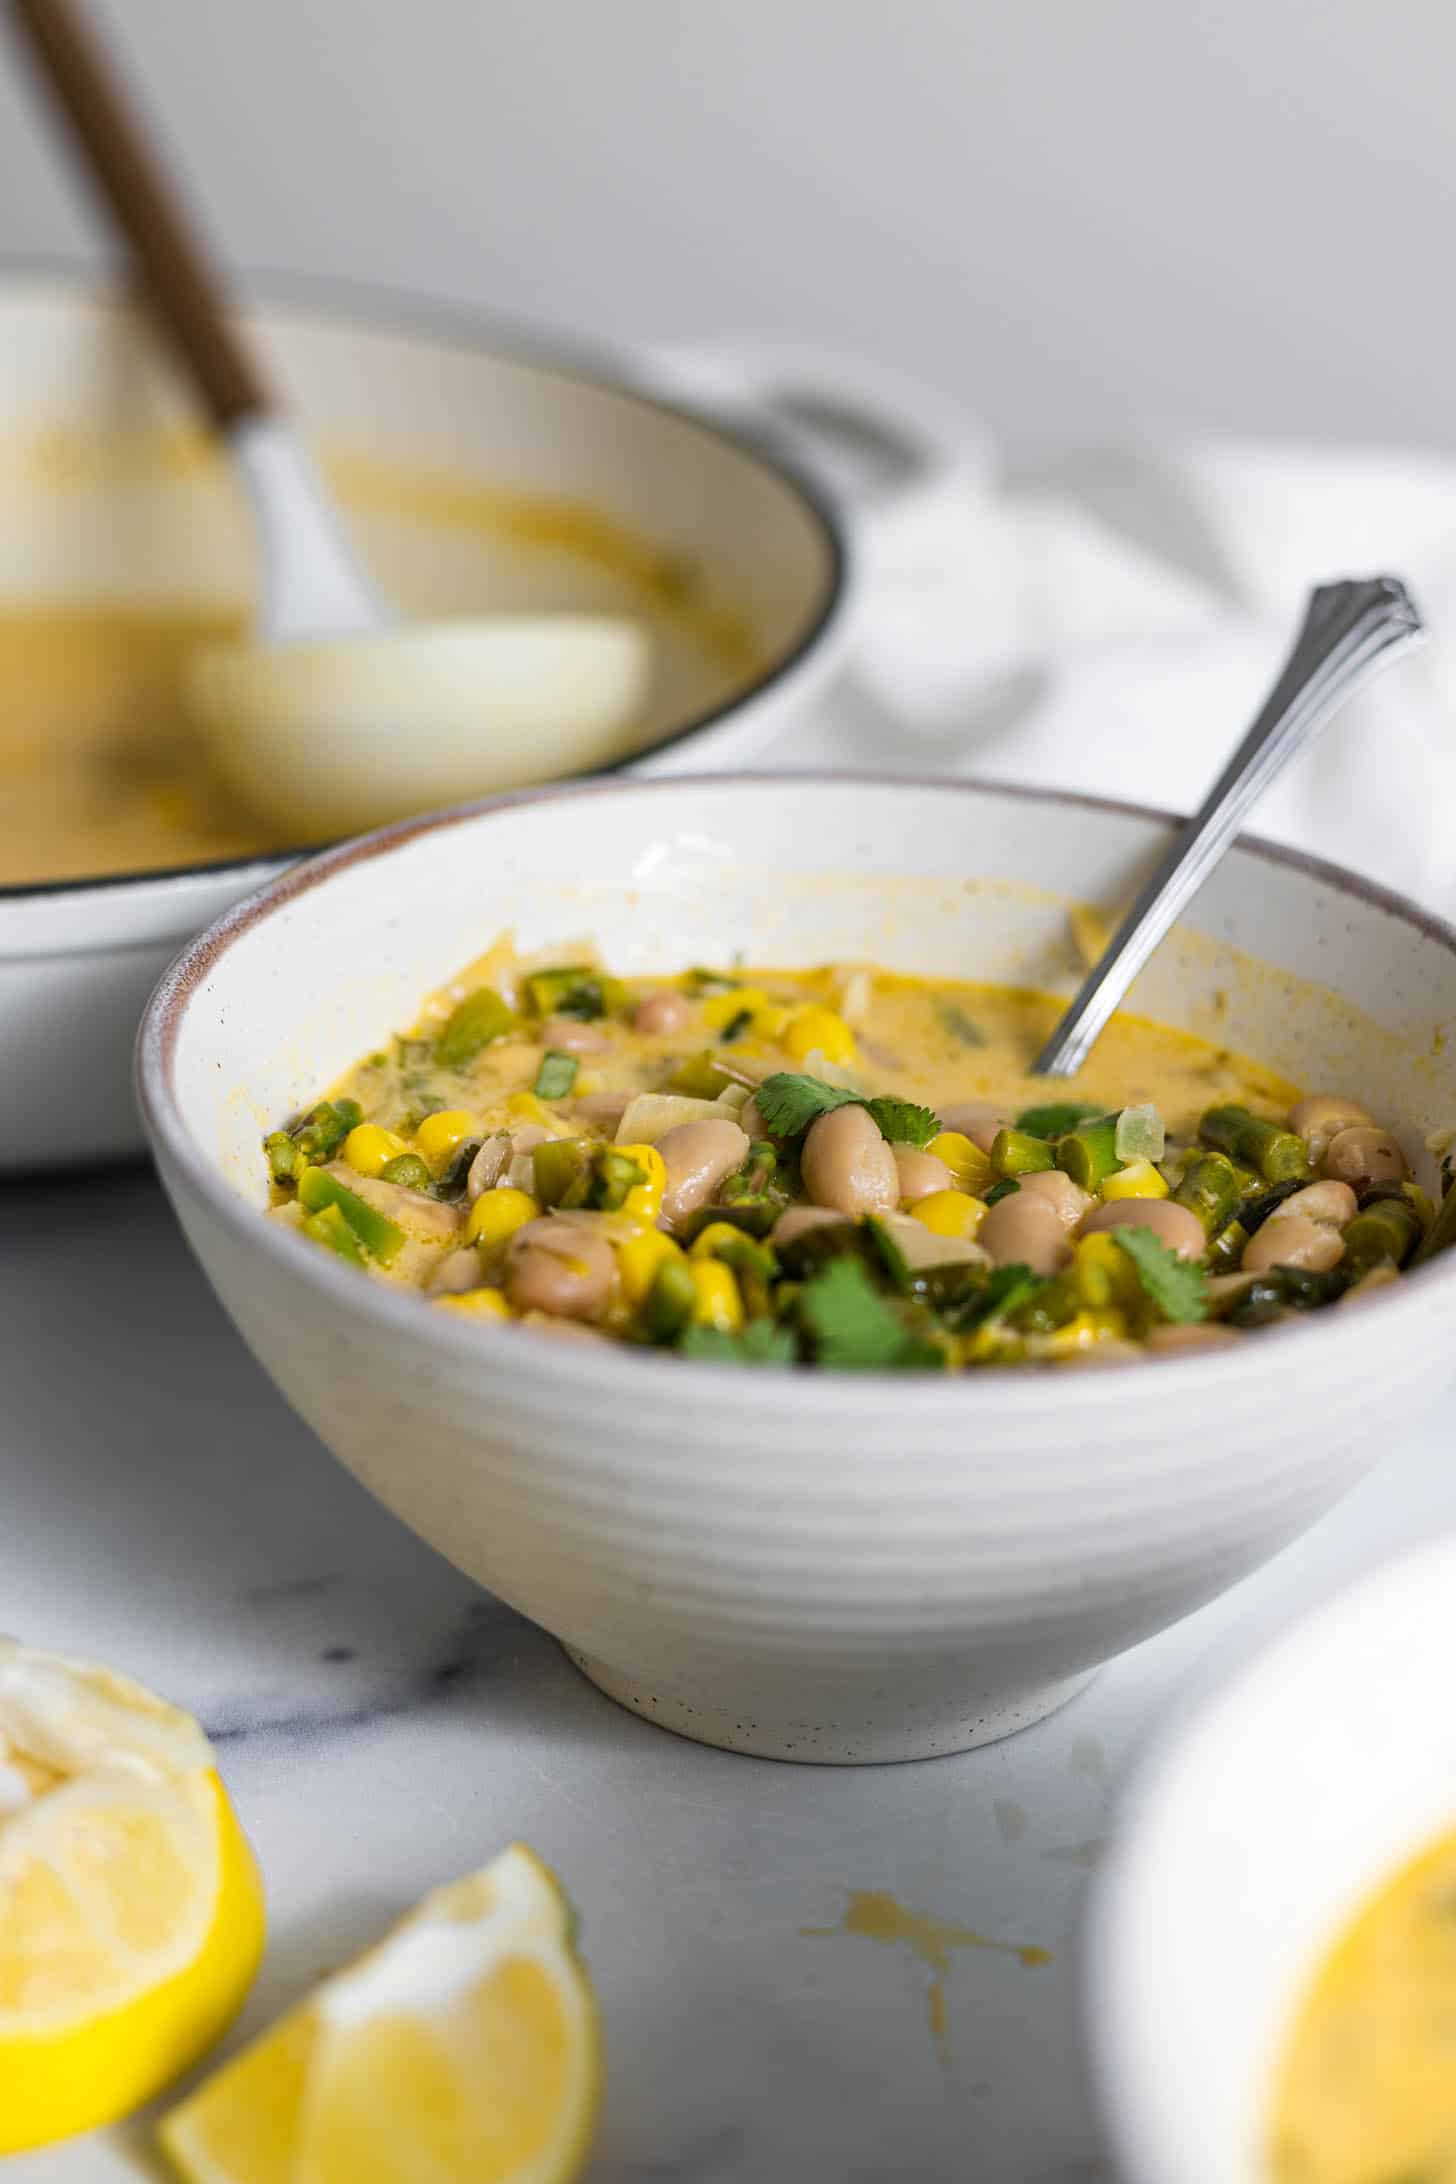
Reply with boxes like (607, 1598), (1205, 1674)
(631, 332), (993, 530)
(631, 333), (1032, 745)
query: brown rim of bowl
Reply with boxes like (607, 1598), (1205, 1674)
(136, 769), (1456, 1395)
(0, 263), (849, 904)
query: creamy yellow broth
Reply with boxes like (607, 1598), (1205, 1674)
(342, 960), (1298, 1154)
(0, 606), (270, 886)
(0, 473), (763, 885)
(1270, 1826), (1456, 2183)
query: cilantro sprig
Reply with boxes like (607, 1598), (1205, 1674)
(1112, 1227), (1209, 1323)
(799, 1258), (944, 1371)
(678, 1320), (798, 1367)
(754, 1073), (939, 1150)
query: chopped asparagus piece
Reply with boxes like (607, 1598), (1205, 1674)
(1199, 1105), (1311, 1185)
(297, 1167), (406, 1264)
(1343, 1196), (1423, 1276)
(1174, 1151), (1240, 1237)
(436, 987), (516, 1068)
(1056, 1116), (1123, 1191)
(991, 1127), (1057, 1178)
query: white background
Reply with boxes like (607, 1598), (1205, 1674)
(0, 0), (1449, 450)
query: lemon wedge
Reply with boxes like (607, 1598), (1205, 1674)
(0, 1640), (265, 2153)
(161, 1843), (600, 2184)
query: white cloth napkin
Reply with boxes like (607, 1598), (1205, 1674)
(758, 439), (1456, 916)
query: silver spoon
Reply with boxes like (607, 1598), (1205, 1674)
(1031, 575), (1425, 1078)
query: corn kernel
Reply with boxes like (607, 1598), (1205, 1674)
(506, 1090), (567, 1134)
(342, 1122), (408, 1179)
(912, 1189), (986, 1241)
(926, 1130), (994, 1195)
(1046, 1306), (1127, 1353)
(616, 1227), (682, 1306)
(612, 1139), (662, 1203)
(611, 1140), (665, 1223)
(782, 1005), (856, 1067)
(1100, 1158), (1169, 1202)
(702, 987), (765, 1032)
(689, 1258), (744, 1332)
(414, 1108), (479, 1169)
(434, 1287), (512, 1320)
(699, 988), (791, 1041)
(1072, 1233), (1139, 1310)
(689, 1221), (749, 1260)
(466, 1187), (540, 1246)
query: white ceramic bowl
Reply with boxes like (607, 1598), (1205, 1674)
(0, 275), (846, 1170)
(137, 774), (1456, 1764)
(1088, 1534), (1456, 2184)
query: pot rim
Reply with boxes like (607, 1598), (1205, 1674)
(0, 257), (850, 907)
(136, 766), (1456, 1410)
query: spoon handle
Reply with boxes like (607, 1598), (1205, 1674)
(1031, 576), (1425, 1079)
(8, 0), (267, 427)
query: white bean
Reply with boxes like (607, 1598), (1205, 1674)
(801, 1105), (899, 1217)
(656, 1120), (751, 1226)
(977, 1191), (1070, 1275)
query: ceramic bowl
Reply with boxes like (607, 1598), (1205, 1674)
(0, 274), (847, 1170)
(137, 774), (1456, 1764)
(1087, 1535), (1456, 2184)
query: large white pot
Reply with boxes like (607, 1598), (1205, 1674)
(6, 281), (977, 1168)
(138, 773), (1456, 1764)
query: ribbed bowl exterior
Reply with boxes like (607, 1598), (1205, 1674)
(158, 1143), (1454, 1761)
(139, 775), (1456, 1762)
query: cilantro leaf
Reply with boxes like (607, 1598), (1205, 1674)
(753, 1074), (862, 1138)
(678, 1319), (799, 1366)
(799, 1258), (944, 1371)
(754, 1073), (941, 1150)
(864, 1096), (940, 1149)
(1112, 1226), (1209, 1323)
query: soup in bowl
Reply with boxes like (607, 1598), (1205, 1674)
(137, 775), (1456, 1762)
(1089, 1536), (1456, 2184)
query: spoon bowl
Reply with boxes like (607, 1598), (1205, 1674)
(190, 613), (653, 838)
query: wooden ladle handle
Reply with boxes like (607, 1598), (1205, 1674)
(8, 0), (268, 427)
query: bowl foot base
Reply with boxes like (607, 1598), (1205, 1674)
(564, 1650), (1097, 1764)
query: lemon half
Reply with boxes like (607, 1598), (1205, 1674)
(0, 1641), (265, 2152)
(161, 1844), (600, 2184)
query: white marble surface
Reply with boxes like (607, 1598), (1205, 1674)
(5, 1161), (1454, 2183)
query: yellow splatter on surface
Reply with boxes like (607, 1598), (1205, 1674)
(1042, 1840), (1106, 1870)
(993, 1800), (1028, 1845)
(1070, 1736), (1108, 1788)
(800, 1889), (1050, 2062)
